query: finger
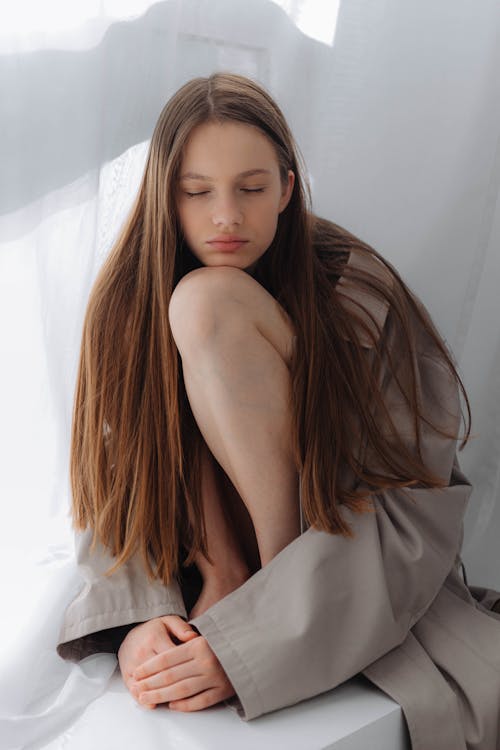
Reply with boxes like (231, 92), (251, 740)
(139, 676), (209, 707)
(169, 688), (226, 712)
(133, 640), (193, 680)
(128, 680), (157, 710)
(135, 659), (201, 693)
(120, 644), (155, 678)
(152, 632), (177, 654)
(152, 626), (183, 653)
(161, 617), (199, 643)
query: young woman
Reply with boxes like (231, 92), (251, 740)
(57, 73), (500, 749)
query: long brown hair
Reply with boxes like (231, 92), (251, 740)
(70, 72), (471, 585)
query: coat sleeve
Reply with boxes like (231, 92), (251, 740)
(189, 299), (472, 721)
(56, 526), (188, 662)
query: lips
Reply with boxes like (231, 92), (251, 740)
(208, 236), (247, 243)
(208, 239), (248, 252)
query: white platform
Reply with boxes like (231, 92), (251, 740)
(40, 671), (410, 750)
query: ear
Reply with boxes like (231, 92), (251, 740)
(278, 170), (295, 213)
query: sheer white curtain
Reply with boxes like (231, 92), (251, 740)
(1, 1), (499, 747)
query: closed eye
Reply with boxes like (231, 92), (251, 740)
(184, 188), (265, 198)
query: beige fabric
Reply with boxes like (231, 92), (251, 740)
(56, 251), (500, 748)
(335, 245), (392, 346)
(56, 526), (187, 661)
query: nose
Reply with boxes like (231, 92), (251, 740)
(211, 191), (243, 227)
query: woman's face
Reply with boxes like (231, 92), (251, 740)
(175, 120), (295, 275)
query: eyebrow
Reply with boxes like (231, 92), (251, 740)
(178, 168), (272, 181)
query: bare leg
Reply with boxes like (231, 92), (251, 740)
(189, 441), (251, 618)
(169, 267), (300, 573)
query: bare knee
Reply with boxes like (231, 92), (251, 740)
(168, 267), (219, 350)
(168, 267), (251, 353)
(168, 265), (296, 366)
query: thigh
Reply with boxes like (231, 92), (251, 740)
(170, 267), (297, 368)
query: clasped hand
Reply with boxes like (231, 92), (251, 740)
(118, 615), (236, 712)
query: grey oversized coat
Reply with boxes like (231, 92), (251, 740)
(57, 251), (500, 750)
